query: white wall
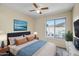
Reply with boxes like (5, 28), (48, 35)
(0, 6), (35, 33)
(73, 4), (79, 22)
(73, 4), (79, 37)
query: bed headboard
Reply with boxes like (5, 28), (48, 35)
(7, 31), (31, 45)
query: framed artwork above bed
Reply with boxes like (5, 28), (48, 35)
(14, 19), (28, 31)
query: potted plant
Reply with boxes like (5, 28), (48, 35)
(65, 31), (73, 50)
(65, 31), (73, 41)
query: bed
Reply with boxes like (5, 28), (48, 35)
(7, 31), (56, 56)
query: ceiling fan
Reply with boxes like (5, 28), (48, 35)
(29, 3), (48, 14)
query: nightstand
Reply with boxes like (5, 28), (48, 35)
(34, 36), (39, 40)
(34, 34), (39, 40)
(0, 46), (9, 56)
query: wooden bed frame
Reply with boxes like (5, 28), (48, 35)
(7, 31), (31, 45)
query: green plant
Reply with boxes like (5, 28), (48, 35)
(65, 31), (73, 41)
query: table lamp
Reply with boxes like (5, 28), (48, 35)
(34, 32), (38, 39)
(0, 34), (7, 48)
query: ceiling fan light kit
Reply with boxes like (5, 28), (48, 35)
(36, 10), (40, 13)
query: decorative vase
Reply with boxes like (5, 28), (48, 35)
(1, 41), (4, 48)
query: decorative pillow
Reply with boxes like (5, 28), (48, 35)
(25, 34), (35, 41)
(16, 37), (27, 45)
(8, 36), (23, 45)
(8, 38), (16, 45)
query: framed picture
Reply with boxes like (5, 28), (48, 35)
(14, 19), (28, 31)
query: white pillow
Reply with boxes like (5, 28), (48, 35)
(9, 36), (23, 45)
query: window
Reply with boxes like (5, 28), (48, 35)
(46, 18), (66, 39)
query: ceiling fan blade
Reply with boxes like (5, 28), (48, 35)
(29, 10), (35, 12)
(41, 7), (48, 10)
(33, 3), (38, 8)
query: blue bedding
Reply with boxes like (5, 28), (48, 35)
(16, 40), (47, 56)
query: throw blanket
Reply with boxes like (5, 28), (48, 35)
(16, 40), (47, 56)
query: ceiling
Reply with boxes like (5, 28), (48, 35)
(0, 3), (75, 19)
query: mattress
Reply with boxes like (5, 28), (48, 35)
(9, 40), (56, 56)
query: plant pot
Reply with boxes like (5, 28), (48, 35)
(65, 41), (73, 51)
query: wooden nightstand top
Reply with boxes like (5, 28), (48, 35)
(0, 46), (9, 53)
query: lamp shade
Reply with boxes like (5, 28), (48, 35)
(34, 32), (38, 35)
(0, 34), (7, 41)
